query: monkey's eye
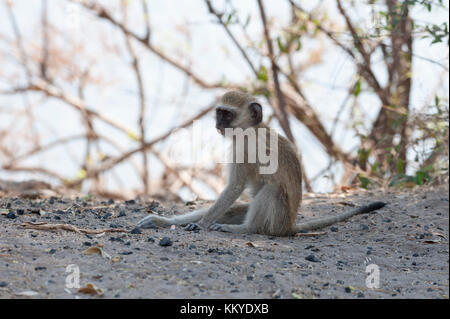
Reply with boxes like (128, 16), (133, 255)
(224, 111), (233, 120)
(217, 109), (234, 121)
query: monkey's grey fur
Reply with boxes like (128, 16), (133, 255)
(137, 91), (386, 236)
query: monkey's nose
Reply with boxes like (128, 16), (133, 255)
(216, 126), (225, 135)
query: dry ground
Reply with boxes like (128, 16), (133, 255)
(0, 186), (448, 299)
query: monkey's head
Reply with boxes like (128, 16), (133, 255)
(215, 91), (262, 135)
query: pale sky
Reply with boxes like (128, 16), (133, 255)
(0, 0), (448, 200)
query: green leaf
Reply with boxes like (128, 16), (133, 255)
(354, 81), (362, 97)
(359, 175), (371, 189)
(296, 38), (302, 51)
(277, 37), (288, 53)
(397, 159), (404, 174)
(257, 65), (268, 83)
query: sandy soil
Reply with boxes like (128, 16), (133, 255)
(0, 186), (448, 299)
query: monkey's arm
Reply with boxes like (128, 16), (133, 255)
(293, 201), (386, 233)
(198, 183), (246, 227)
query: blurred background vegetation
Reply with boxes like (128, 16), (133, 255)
(0, 0), (448, 201)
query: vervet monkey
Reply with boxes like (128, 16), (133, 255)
(137, 91), (385, 236)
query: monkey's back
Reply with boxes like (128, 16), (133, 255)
(256, 127), (303, 223)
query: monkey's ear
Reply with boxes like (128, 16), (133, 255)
(249, 102), (262, 125)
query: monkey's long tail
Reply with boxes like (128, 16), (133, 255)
(293, 201), (386, 233)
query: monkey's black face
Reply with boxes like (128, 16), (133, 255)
(216, 107), (236, 135)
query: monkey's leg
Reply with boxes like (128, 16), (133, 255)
(216, 203), (249, 224)
(293, 201), (386, 234)
(211, 185), (291, 236)
(185, 203), (249, 231)
(137, 208), (208, 229)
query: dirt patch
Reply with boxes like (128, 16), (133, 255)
(0, 186), (448, 299)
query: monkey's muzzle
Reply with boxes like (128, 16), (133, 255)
(216, 127), (226, 135)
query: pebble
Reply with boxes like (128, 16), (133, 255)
(6, 211), (16, 219)
(330, 226), (338, 232)
(305, 254), (320, 263)
(109, 237), (124, 243)
(102, 213), (112, 219)
(159, 237), (173, 247)
(130, 227), (142, 234)
(0, 281), (7, 287)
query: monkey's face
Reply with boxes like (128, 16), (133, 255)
(216, 106), (237, 135)
(215, 103), (262, 136)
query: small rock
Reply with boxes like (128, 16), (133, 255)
(109, 237), (124, 243)
(330, 226), (338, 232)
(130, 227), (142, 235)
(118, 211), (126, 217)
(147, 237), (155, 243)
(360, 224), (369, 231)
(344, 287), (352, 293)
(6, 211), (16, 219)
(357, 292), (365, 298)
(102, 213), (112, 219)
(48, 249), (56, 255)
(305, 254), (320, 263)
(0, 281), (7, 287)
(159, 237), (173, 247)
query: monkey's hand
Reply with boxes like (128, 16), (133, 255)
(184, 223), (203, 231)
(209, 223), (233, 233)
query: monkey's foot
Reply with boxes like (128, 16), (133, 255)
(137, 215), (159, 229)
(209, 223), (233, 233)
(184, 223), (202, 231)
